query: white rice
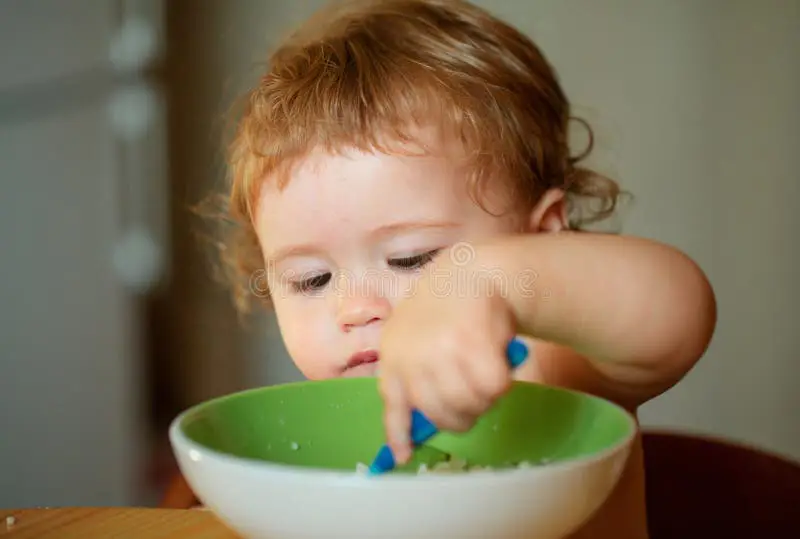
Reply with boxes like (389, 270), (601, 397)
(355, 457), (536, 474)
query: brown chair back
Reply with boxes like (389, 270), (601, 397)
(643, 430), (800, 538)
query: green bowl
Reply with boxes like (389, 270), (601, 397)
(170, 378), (636, 539)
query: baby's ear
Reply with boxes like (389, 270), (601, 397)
(527, 188), (568, 233)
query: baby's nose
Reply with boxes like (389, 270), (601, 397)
(337, 294), (391, 332)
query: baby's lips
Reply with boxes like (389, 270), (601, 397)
(346, 349), (379, 368)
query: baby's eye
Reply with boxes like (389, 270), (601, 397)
(388, 249), (441, 271)
(291, 272), (332, 293)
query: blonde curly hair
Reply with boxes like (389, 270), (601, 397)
(201, 0), (625, 313)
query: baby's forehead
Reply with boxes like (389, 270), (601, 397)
(252, 147), (503, 248)
(259, 148), (467, 214)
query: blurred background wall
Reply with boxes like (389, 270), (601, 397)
(0, 0), (797, 508)
(0, 0), (163, 507)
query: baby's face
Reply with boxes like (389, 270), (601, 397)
(254, 142), (519, 380)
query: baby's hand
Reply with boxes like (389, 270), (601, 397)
(378, 251), (517, 465)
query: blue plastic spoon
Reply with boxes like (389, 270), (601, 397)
(368, 337), (529, 475)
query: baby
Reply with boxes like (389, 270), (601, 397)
(206, 1), (717, 537)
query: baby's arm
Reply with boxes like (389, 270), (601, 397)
(476, 232), (717, 410)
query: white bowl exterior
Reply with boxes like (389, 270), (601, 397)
(170, 422), (633, 539)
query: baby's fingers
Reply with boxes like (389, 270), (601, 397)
(379, 373), (412, 466)
(420, 363), (482, 432)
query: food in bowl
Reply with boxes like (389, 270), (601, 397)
(355, 455), (547, 474)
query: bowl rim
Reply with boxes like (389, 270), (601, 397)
(168, 379), (639, 485)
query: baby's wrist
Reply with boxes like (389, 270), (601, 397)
(450, 243), (516, 298)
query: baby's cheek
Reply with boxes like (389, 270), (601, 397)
(273, 299), (340, 380)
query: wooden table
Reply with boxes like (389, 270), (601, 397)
(0, 507), (240, 538)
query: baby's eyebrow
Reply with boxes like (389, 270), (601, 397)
(265, 244), (320, 265)
(266, 221), (460, 264)
(368, 220), (461, 239)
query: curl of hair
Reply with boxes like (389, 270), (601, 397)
(562, 116), (628, 229)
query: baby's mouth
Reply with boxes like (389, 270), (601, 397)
(346, 350), (379, 369)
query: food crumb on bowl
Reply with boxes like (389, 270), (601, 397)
(431, 457), (469, 473)
(6, 515), (16, 529)
(354, 455), (536, 474)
